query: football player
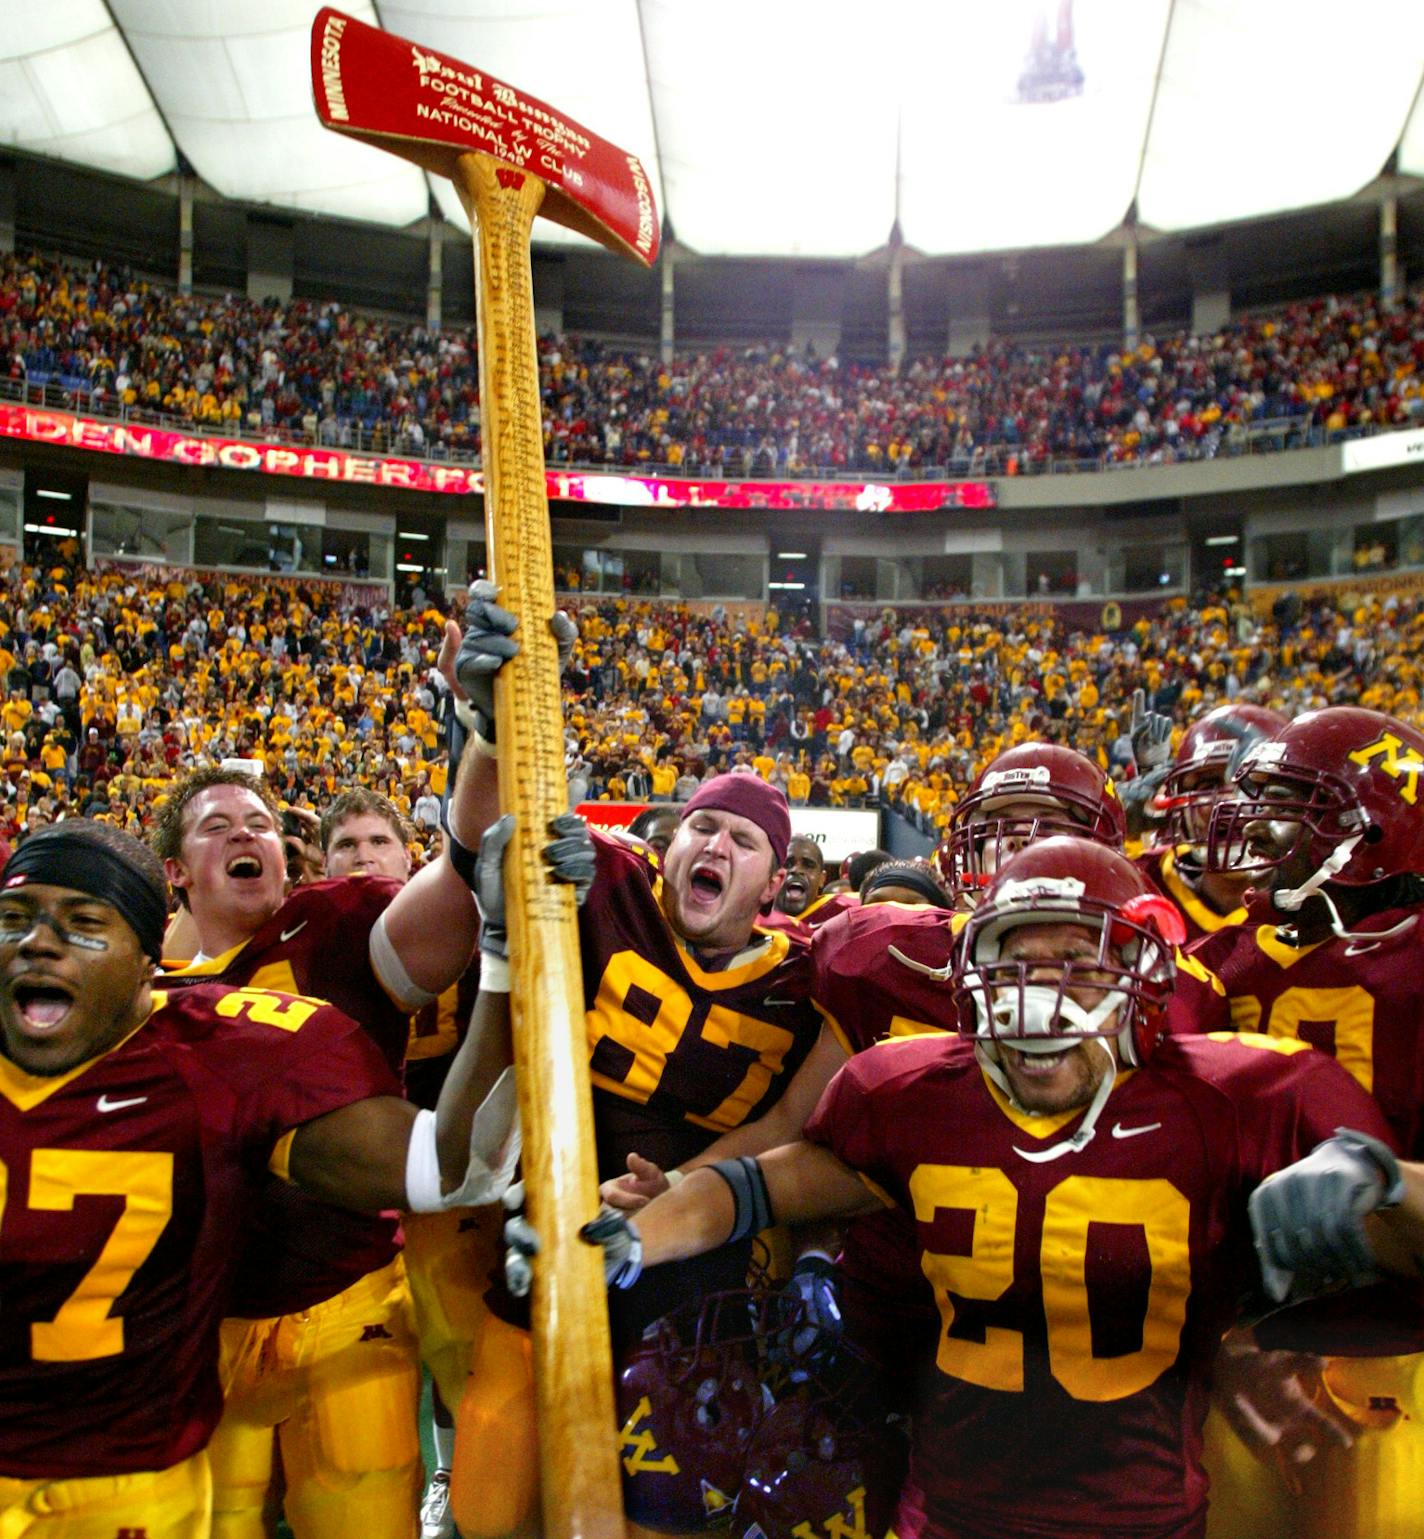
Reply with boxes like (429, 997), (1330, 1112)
(1140, 703), (1287, 943)
(319, 788), (482, 1539)
(762, 835), (849, 940)
(0, 820), (508, 1537)
(450, 769), (828, 1539)
(150, 592), (515, 1539)
(1181, 705), (1424, 1539)
(602, 741), (1131, 1216)
(931, 742), (1126, 904)
(584, 836), (1415, 1539)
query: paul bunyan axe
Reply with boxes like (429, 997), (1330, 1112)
(311, 11), (659, 1538)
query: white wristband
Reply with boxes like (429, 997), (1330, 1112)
(404, 1109), (444, 1213)
(480, 953), (511, 993)
(665, 1167), (685, 1188)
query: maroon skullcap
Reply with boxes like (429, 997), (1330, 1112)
(680, 773), (791, 867)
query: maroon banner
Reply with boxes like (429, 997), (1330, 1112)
(312, 8), (658, 264)
(0, 404), (994, 514)
(546, 469), (996, 513)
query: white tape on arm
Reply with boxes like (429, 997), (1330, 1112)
(369, 910), (437, 1011)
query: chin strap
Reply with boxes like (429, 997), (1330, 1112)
(1272, 835), (1361, 915)
(887, 944), (954, 982)
(978, 1035), (1120, 1165)
(1272, 833), (1418, 945)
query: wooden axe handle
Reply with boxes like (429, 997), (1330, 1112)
(454, 149), (625, 1539)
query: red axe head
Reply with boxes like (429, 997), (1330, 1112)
(311, 7), (659, 266)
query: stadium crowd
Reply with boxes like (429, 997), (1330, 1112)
(6, 248), (1424, 475)
(3, 543), (1421, 864)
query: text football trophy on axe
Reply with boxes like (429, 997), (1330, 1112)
(311, 11), (659, 1539)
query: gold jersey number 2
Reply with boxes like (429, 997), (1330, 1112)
(911, 1165), (1192, 1402)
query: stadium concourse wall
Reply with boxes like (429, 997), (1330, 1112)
(4, 405), (1424, 621)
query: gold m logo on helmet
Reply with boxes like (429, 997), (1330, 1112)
(791, 1485), (872, 1539)
(619, 1395), (680, 1476)
(1348, 733), (1424, 806)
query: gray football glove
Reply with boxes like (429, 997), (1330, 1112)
(502, 1181), (539, 1299)
(580, 1206), (644, 1289)
(454, 581), (521, 742)
(544, 814), (597, 905)
(1249, 1129), (1404, 1303)
(1130, 687), (1174, 773)
(472, 813), (515, 961)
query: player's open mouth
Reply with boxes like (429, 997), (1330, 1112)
(688, 865), (725, 903)
(10, 980), (75, 1034)
(782, 876), (808, 899)
(226, 856), (264, 879)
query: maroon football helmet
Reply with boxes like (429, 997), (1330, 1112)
(1152, 703), (1287, 862)
(616, 1290), (777, 1532)
(733, 1348), (907, 1539)
(1207, 706), (1424, 888)
(953, 836), (1185, 1068)
(939, 743), (1126, 896)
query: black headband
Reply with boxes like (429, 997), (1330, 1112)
(3, 833), (167, 960)
(861, 864), (951, 908)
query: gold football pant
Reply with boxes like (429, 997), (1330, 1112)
(450, 1312), (539, 1539)
(0, 1451), (210, 1539)
(403, 1203), (502, 1414)
(209, 1256), (421, 1539)
(1292, 1353), (1424, 1539)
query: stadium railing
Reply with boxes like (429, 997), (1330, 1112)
(0, 375), (1400, 484)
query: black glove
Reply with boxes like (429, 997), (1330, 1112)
(472, 813), (515, 960)
(455, 581), (521, 742)
(1130, 687), (1174, 773)
(544, 814), (596, 905)
(580, 1206), (644, 1288)
(1249, 1128), (1405, 1303)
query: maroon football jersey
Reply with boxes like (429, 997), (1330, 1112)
(809, 903), (964, 1397)
(760, 890), (860, 945)
(1137, 844), (1247, 946)
(804, 1031), (1390, 1539)
(582, 831), (824, 1180)
(0, 983), (395, 1480)
(1185, 907), (1424, 1156)
(163, 876), (408, 1316)
(812, 903), (965, 1051)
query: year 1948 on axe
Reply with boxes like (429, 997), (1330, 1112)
(310, 11), (659, 1539)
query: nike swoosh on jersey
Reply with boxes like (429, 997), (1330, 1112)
(96, 1094), (148, 1113)
(1110, 1120), (1162, 1139)
(279, 921), (308, 943)
(762, 997), (798, 1008)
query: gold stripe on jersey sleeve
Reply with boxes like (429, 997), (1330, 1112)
(268, 1128), (298, 1181)
(1205, 1030), (1314, 1055)
(856, 1169), (898, 1211)
(814, 1003), (855, 1057)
